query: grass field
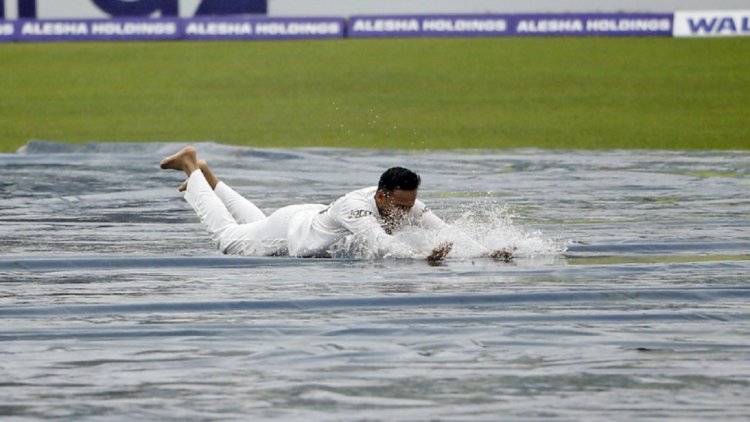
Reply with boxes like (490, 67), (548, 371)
(1, 37), (748, 152)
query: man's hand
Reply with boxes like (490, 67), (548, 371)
(489, 248), (515, 262)
(427, 242), (453, 264)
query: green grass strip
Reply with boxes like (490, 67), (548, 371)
(1, 37), (749, 152)
(566, 254), (750, 266)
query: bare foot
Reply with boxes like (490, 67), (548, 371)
(160, 146), (198, 176)
(177, 159), (214, 192)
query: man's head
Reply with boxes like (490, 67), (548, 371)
(375, 167), (421, 222)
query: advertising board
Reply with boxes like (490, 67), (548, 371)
(674, 10), (750, 37)
(349, 14), (673, 38)
(8, 16), (344, 41)
(15, 18), (180, 41)
(0, 20), (15, 40)
(183, 17), (343, 40)
(2, 2), (748, 41)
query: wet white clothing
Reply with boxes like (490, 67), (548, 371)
(183, 169), (449, 258)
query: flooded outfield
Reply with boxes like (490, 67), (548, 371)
(1, 141), (749, 420)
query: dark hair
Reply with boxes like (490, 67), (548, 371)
(378, 167), (421, 192)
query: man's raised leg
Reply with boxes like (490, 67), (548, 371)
(161, 146), (239, 250)
(177, 159), (266, 224)
(179, 160), (219, 192)
(160, 147), (270, 254)
(181, 168), (282, 256)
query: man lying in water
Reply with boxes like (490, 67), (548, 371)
(160, 146), (512, 263)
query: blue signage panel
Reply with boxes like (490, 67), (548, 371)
(350, 14), (510, 38)
(0, 21), (15, 40)
(15, 18), (181, 41)
(1, 11), (677, 42)
(183, 17), (344, 40)
(512, 13), (673, 36)
(9, 17), (345, 41)
(348, 13), (673, 38)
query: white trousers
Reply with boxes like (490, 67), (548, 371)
(184, 169), (317, 256)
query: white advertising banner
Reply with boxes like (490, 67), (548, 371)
(674, 10), (750, 37)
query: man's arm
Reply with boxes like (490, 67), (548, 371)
(337, 203), (417, 259)
(337, 199), (452, 261)
(414, 201), (515, 261)
(427, 241), (453, 264)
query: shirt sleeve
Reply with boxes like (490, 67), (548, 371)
(411, 200), (448, 230)
(412, 200), (491, 256)
(336, 197), (417, 259)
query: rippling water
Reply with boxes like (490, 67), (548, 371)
(1, 141), (749, 420)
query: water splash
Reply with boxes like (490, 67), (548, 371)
(330, 203), (567, 260)
(446, 202), (568, 259)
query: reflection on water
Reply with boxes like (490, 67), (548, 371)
(1, 141), (749, 420)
